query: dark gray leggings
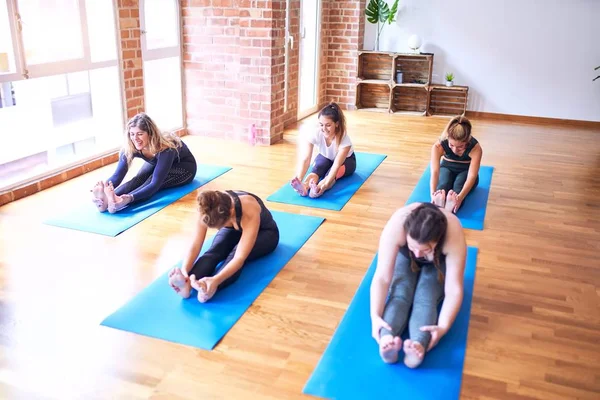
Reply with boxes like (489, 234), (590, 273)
(380, 248), (446, 351)
(310, 152), (357, 180)
(188, 225), (280, 290)
(436, 160), (478, 195)
(114, 161), (196, 203)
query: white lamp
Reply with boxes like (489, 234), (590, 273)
(0, 53), (9, 73)
(408, 35), (422, 54)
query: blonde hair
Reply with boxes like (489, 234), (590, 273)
(318, 102), (347, 147)
(123, 113), (181, 163)
(440, 115), (472, 143)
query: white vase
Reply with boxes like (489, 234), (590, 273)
(445, 81), (454, 87)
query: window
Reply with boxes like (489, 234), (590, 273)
(0, 0), (123, 190)
(140, 0), (183, 131)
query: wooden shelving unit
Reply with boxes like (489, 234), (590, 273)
(355, 51), (469, 117)
(428, 85), (469, 116)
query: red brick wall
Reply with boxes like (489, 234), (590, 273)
(320, 0), (364, 110)
(118, 0), (145, 119)
(182, 0), (291, 145)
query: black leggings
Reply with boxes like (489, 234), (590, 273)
(188, 226), (280, 289)
(114, 161), (196, 202)
(310, 152), (357, 180)
(436, 160), (478, 195)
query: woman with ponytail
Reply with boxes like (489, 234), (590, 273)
(370, 202), (467, 368)
(430, 115), (482, 213)
(290, 102), (356, 198)
(167, 189), (279, 303)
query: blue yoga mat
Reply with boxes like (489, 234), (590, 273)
(266, 152), (387, 211)
(406, 165), (494, 230)
(100, 211), (325, 350)
(303, 247), (479, 400)
(44, 164), (232, 236)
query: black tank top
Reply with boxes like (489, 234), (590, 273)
(226, 190), (277, 231)
(440, 137), (478, 162)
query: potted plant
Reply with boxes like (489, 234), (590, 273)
(365, 0), (400, 51)
(445, 72), (455, 87)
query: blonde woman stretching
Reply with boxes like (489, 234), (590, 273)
(91, 113), (197, 213)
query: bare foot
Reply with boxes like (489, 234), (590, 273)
(379, 335), (402, 364)
(168, 268), (191, 298)
(91, 181), (108, 212)
(189, 275), (212, 303)
(431, 189), (446, 208)
(308, 181), (323, 198)
(403, 339), (425, 368)
(104, 182), (133, 213)
(290, 177), (308, 196)
(444, 190), (458, 213)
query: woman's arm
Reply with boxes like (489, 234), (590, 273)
(106, 152), (130, 187)
(370, 210), (405, 319)
(429, 142), (444, 195)
(128, 149), (177, 202)
(295, 138), (314, 181)
(212, 200), (261, 285)
(323, 146), (351, 185)
(457, 144), (482, 201)
(436, 220), (466, 334)
(181, 215), (208, 275)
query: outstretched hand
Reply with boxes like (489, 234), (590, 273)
(371, 315), (392, 343)
(419, 325), (448, 351)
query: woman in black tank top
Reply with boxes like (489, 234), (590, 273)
(429, 115), (483, 213)
(167, 190), (279, 303)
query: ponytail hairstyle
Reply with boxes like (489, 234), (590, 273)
(403, 203), (448, 282)
(440, 115), (472, 143)
(318, 102), (347, 147)
(197, 190), (232, 228)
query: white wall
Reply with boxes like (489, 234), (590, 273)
(364, 0), (600, 122)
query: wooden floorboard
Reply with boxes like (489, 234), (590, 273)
(1, 111), (599, 399)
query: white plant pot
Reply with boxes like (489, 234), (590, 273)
(445, 81), (454, 87)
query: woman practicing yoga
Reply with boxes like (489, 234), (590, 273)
(168, 190), (280, 303)
(91, 112), (197, 213)
(430, 115), (482, 213)
(370, 202), (466, 368)
(290, 102), (356, 198)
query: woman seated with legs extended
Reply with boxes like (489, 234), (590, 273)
(370, 203), (467, 368)
(290, 102), (356, 198)
(430, 115), (482, 213)
(168, 190), (279, 303)
(91, 112), (197, 213)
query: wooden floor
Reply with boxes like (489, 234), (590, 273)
(1, 112), (599, 400)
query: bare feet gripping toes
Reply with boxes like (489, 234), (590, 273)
(379, 334), (402, 364)
(91, 181), (108, 212)
(431, 189), (446, 208)
(403, 339), (425, 368)
(168, 268), (191, 298)
(104, 181), (133, 213)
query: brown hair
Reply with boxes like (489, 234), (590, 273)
(318, 102), (347, 147)
(123, 112), (181, 163)
(197, 190), (232, 228)
(403, 203), (448, 282)
(440, 115), (472, 143)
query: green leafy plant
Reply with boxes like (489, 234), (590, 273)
(365, 0), (400, 51)
(445, 72), (454, 82)
(594, 66), (599, 81)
